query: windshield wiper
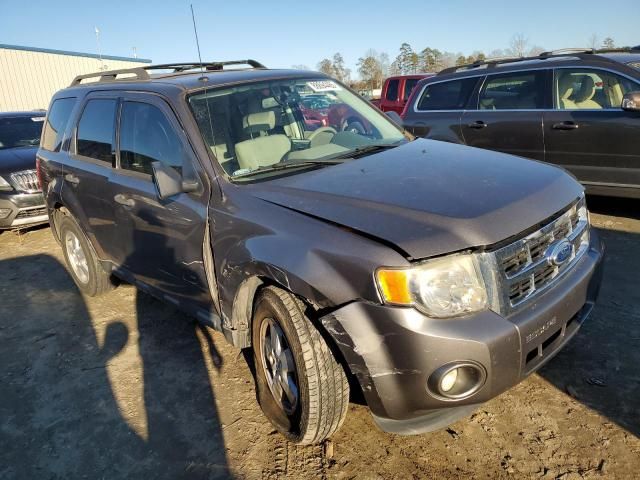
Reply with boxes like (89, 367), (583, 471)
(232, 160), (341, 179)
(330, 143), (401, 160)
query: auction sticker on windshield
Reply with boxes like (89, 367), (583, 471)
(307, 80), (342, 92)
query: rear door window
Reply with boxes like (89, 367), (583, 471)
(416, 77), (479, 110)
(42, 98), (76, 152)
(385, 79), (400, 101)
(119, 101), (186, 176)
(403, 78), (419, 101)
(479, 71), (546, 110)
(76, 99), (117, 163)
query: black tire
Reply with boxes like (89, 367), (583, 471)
(252, 286), (349, 445)
(59, 215), (114, 297)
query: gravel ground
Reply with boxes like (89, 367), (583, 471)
(0, 196), (638, 480)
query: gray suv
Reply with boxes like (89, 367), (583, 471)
(38, 61), (604, 444)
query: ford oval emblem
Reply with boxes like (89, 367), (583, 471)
(550, 240), (573, 266)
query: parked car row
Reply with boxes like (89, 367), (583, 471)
(399, 48), (640, 199)
(32, 58), (603, 445)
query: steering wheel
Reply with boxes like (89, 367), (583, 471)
(308, 126), (337, 147)
(342, 119), (366, 135)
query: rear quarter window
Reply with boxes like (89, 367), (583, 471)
(41, 98), (76, 152)
(416, 77), (479, 111)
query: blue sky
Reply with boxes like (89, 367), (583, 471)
(1, 0), (637, 74)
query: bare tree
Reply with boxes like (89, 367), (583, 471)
(528, 45), (545, 57)
(509, 33), (529, 57)
(316, 59), (335, 76)
(588, 34), (599, 50)
(602, 37), (615, 49)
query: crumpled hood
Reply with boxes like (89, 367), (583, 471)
(0, 147), (38, 177)
(251, 139), (583, 260)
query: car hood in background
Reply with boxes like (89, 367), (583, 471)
(0, 147), (38, 176)
(251, 140), (583, 260)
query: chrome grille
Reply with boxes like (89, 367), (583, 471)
(10, 170), (40, 193)
(490, 196), (590, 314)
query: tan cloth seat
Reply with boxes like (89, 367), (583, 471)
(235, 135), (291, 170)
(574, 76), (602, 109)
(558, 74), (577, 109)
(243, 111), (276, 137)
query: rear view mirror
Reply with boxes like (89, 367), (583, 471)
(621, 91), (640, 112)
(386, 111), (403, 125)
(151, 161), (198, 199)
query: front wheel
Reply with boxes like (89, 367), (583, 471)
(252, 287), (349, 444)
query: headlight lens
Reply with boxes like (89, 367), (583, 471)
(0, 176), (12, 191)
(376, 254), (488, 318)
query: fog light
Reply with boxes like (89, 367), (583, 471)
(440, 368), (458, 392)
(427, 362), (487, 400)
(0, 208), (12, 219)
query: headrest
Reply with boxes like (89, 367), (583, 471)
(573, 76), (596, 102)
(558, 74), (575, 100)
(243, 111), (275, 133)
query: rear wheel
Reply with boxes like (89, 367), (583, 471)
(59, 215), (114, 296)
(252, 286), (349, 444)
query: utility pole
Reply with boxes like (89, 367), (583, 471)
(94, 26), (106, 70)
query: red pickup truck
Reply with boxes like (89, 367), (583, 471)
(372, 74), (434, 115)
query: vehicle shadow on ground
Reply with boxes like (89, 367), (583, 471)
(538, 196), (640, 438)
(0, 254), (230, 479)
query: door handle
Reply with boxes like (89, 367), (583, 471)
(64, 173), (80, 185)
(552, 121), (579, 130)
(114, 194), (135, 208)
(467, 121), (488, 129)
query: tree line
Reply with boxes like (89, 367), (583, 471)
(308, 34), (620, 91)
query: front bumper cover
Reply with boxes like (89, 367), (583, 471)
(0, 192), (47, 229)
(320, 229), (604, 434)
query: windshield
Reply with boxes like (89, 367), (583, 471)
(188, 77), (406, 180)
(0, 115), (45, 151)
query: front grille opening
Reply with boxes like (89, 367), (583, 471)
(526, 348), (539, 364)
(15, 207), (47, 219)
(541, 328), (562, 351)
(502, 249), (529, 276)
(509, 278), (532, 303)
(525, 326), (564, 367)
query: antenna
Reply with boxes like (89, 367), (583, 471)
(190, 4), (206, 79)
(190, 4), (217, 169)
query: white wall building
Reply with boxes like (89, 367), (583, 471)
(0, 44), (151, 111)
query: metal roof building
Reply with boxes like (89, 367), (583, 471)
(0, 44), (151, 111)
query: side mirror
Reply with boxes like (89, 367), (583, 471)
(621, 91), (640, 112)
(151, 161), (198, 200)
(385, 110), (403, 125)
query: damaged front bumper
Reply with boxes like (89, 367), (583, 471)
(320, 230), (604, 435)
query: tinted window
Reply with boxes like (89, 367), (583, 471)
(417, 77), (478, 110)
(119, 101), (185, 175)
(76, 99), (116, 163)
(479, 71), (545, 110)
(555, 69), (639, 109)
(42, 98), (76, 152)
(385, 79), (400, 101)
(0, 116), (44, 151)
(403, 78), (419, 101)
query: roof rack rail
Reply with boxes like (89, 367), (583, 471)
(147, 59), (266, 73)
(70, 67), (150, 86)
(437, 47), (637, 76)
(69, 59), (267, 86)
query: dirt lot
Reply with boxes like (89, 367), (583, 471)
(1, 196), (639, 480)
